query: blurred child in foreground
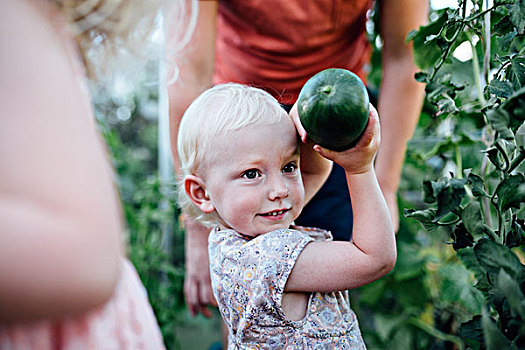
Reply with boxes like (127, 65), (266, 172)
(0, 0), (194, 347)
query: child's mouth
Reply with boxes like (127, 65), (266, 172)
(259, 209), (289, 218)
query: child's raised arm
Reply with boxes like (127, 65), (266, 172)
(286, 106), (396, 292)
(288, 104), (332, 205)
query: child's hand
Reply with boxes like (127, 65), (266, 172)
(313, 104), (380, 174)
(288, 103), (308, 143)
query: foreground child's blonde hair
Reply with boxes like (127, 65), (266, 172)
(53, 0), (197, 81)
(177, 83), (288, 227)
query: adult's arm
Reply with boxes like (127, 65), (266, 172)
(0, 0), (122, 323)
(375, 0), (428, 230)
(167, 0), (218, 317)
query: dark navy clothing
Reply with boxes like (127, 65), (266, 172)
(280, 104), (353, 242)
(295, 163), (353, 241)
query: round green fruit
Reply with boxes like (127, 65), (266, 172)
(297, 68), (370, 151)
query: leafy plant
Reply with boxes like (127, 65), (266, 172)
(93, 73), (187, 349)
(405, 0), (525, 348)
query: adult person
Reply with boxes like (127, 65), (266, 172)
(168, 0), (428, 317)
(0, 0), (192, 347)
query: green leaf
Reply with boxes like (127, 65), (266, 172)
(373, 314), (405, 342)
(422, 179), (438, 203)
(475, 276), (494, 293)
(474, 239), (524, 281)
(423, 136), (454, 159)
(458, 247), (484, 277)
(435, 177), (467, 220)
(481, 307), (512, 349)
(486, 79), (514, 99)
(497, 29), (518, 51)
(389, 325), (414, 350)
(458, 247), (494, 292)
(439, 264), (484, 313)
(393, 243), (426, 281)
(414, 71), (429, 83)
(497, 269), (525, 319)
(462, 201), (488, 236)
(485, 147), (503, 169)
(393, 278), (430, 309)
(516, 122), (525, 148)
(436, 94), (459, 115)
(420, 177), (467, 221)
(502, 86), (525, 132)
(459, 316), (484, 346)
(408, 10), (449, 70)
(407, 317), (464, 346)
(404, 208), (438, 231)
(466, 171), (488, 197)
(507, 219), (525, 248)
(450, 223), (474, 251)
(495, 173), (525, 211)
(486, 108), (515, 140)
(509, 0), (525, 34)
(506, 55), (525, 90)
(493, 7), (516, 37)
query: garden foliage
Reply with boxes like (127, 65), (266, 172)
(404, 0), (525, 348)
(93, 78), (187, 349)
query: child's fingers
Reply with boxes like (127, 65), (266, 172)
(354, 104), (380, 148)
(369, 104), (381, 146)
(313, 144), (338, 161)
(289, 103), (307, 143)
(313, 103), (380, 159)
(313, 117), (378, 160)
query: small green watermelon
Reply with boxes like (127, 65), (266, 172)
(297, 68), (370, 151)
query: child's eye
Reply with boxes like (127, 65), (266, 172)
(282, 162), (297, 173)
(242, 169), (260, 179)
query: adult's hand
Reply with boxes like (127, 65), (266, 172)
(183, 217), (216, 317)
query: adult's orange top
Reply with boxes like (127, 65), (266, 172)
(213, 0), (372, 105)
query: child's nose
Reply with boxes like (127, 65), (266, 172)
(268, 176), (289, 200)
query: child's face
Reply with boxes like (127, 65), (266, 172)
(202, 116), (305, 237)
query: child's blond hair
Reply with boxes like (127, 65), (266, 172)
(177, 83), (288, 227)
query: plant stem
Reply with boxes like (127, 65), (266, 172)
(430, 1), (468, 81)
(407, 317), (464, 349)
(480, 155), (494, 228)
(437, 218), (462, 226)
(484, 225), (499, 241)
(508, 147), (525, 173)
(494, 60), (512, 80)
(465, 4), (496, 22)
(497, 206), (505, 244)
(482, 0), (491, 86)
(452, 144), (465, 180)
(469, 35), (486, 105)
(490, 184), (504, 242)
(495, 141), (511, 172)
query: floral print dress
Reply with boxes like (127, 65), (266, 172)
(209, 226), (366, 349)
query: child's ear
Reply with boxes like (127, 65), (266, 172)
(184, 175), (215, 213)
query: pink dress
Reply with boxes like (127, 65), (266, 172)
(0, 259), (165, 349)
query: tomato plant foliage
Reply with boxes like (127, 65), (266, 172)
(405, 0), (525, 348)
